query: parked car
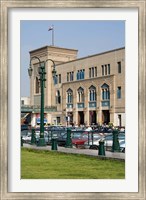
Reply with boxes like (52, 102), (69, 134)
(57, 132), (84, 147)
(22, 131), (49, 144)
(21, 129), (30, 137)
(21, 124), (28, 131)
(57, 133), (67, 146)
(119, 140), (125, 153)
(35, 131), (50, 144)
(72, 132), (102, 148)
(57, 131), (88, 147)
(84, 133), (125, 150)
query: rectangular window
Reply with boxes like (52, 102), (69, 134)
(102, 65), (104, 76)
(67, 73), (69, 82)
(57, 117), (61, 124)
(118, 62), (121, 73)
(77, 70), (79, 80)
(72, 71), (74, 81)
(77, 69), (84, 80)
(58, 74), (61, 83)
(80, 70), (82, 79)
(54, 75), (58, 84)
(105, 65), (107, 75)
(117, 87), (121, 99)
(92, 67), (94, 77)
(89, 68), (91, 78)
(83, 69), (85, 79)
(95, 67), (97, 77)
(108, 64), (110, 74)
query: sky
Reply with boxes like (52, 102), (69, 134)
(20, 20), (125, 97)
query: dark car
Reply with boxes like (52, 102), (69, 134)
(21, 124), (28, 131)
(57, 133), (67, 146)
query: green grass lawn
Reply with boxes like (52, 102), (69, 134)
(21, 148), (125, 179)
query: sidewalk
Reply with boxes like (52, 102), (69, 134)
(23, 143), (125, 161)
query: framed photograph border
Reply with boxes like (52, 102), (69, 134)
(0, 0), (145, 199)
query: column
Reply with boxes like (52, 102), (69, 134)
(31, 113), (36, 127)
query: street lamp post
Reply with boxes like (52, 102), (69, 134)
(28, 56), (56, 146)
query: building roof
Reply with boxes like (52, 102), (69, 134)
(29, 45), (78, 54)
(56, 47), (125, 66)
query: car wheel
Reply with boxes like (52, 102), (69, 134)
(89, 145), (98, 150)
(122, 148), (125, 153)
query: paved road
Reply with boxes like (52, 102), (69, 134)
(23, 143), (125, 160)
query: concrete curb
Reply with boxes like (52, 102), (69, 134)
(22, 143), (125, 161)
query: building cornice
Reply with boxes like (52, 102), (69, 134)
(29, 45), (78, 54)
(56, 47), (125, 66)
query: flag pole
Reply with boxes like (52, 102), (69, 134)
(48, 25), (54, 46)
(52, 25), (54, 46)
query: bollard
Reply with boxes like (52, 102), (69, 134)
(65, 128), (72, 148)
(31, 127), (36, 145)
(21, 136), (23, 147)
(98, 140), (105, 156)
(51, 138), (58, 150)
(112, 129), (120, 152)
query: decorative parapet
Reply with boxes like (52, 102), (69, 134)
(21, 105), (57, 113)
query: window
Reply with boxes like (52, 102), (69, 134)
(67, 73), (69, 82)
(35, 77), (39, 94)
(105, 65), (107, 75)
(54, 75), (58, 84)
(67, 72), (74, 82)
(108, 64), (110, 74)
(117, 87), (121, 99)
(92, 67), (94, 77)
(102, 65), (104, 76)
(101, 64), (110, 76)
(95, 67), (97, 77)
(67, 89), (73, 103)
(57, 117), (61, 124)
(89, 68), (91, 78)
(58, 74), (61, 83)
(77, 87), (84, 102)
(56, 90), (61, 104)
(89, 85), (96, 101)
(82, 69), (85, 79)
(77, 69), (85, 80)
(69, 72), (73, 81)
(101, 83), (110, 100)
(118, 62), (121, 73)
(89, 67), (97, 78)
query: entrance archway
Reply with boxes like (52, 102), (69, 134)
(89, 111), (96, 125)
(102, 110), (110, 124)
(78, 111), (84, 125)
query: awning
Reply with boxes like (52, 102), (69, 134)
(36, 118), (47, 123)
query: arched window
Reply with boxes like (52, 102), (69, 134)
(67, 89), (73, 103)
(89, 85), (96, 101)
(56, 90), (61, 104)
(101, 83), (110, 100)
(35, 77), (39, 94)
(77, 87), (84, 102)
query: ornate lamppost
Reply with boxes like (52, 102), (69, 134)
(28, 56), (56, 146)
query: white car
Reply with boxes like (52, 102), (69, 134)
(22, 131), (49, 144)
(119, 140), (125, 153)
(84, 134), (125, 150)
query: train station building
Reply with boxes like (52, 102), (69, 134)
(25, 45), (125, 127)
